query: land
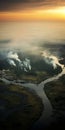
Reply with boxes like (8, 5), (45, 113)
(0, 81), (43, 130)
(0, 44), (65, 130)
(44, 74), (65, 129)
(0, 69), (51, 84)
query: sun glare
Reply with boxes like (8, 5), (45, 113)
(35, 6), (65, 21)
(37, 6), (65, 14)
(47, 7), (65, 14)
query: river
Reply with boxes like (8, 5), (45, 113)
(0, 67), (65, 129)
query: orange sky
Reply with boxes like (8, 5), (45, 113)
(0, 6), (65, 21)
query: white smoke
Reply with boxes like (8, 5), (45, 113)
(19, 58), (31, 72)
(6, 51), (31, 72)
(7, 51), (21, 62)
(41, 50), (64, 69)
(8, 59), (16, 67)
(23, 58), (31, 71)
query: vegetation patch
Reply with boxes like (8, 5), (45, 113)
(0, 81), (43, 130)
(44, 75), (65, 119)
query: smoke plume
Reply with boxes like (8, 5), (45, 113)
(7, 51), (21, 62)
(6, 51), (31, 72)
(41, 50), (64, 69)
(8, 59), (16, 66)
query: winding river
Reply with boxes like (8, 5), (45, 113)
(0, 67), (65, 129)
(21, 67), (65, 129)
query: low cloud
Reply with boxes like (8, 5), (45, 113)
(7, 51), (21, 63)
(41, 50), (64, 69)
(8, 59), (16, 66)
(7, 51), (31, 71)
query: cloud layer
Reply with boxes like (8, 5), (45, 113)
(0, 0), (65, 11)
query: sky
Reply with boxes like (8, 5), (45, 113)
(0, 0), (65, 21)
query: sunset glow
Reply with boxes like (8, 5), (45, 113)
(0, 1), (65, 129)
(0, 6), (65, 21)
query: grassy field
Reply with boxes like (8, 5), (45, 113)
(0, 81), (43, 130)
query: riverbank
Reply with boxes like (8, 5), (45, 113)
(44, 74), (65, 129)
(0, 67), (65, 130)
(0, 81), (43, 130)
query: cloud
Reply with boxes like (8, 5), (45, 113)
(0, 50), (32, 71)
(19, 58), (32, 72)
(23, 58), (31, 70)
(7, 51), (31, 71)
(8, 59), (16, 66)
(41, 50), (64, 69)
(0, 0), (44, 11)
(0, 0), (65, 11)
(7, 51), (21, 62)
